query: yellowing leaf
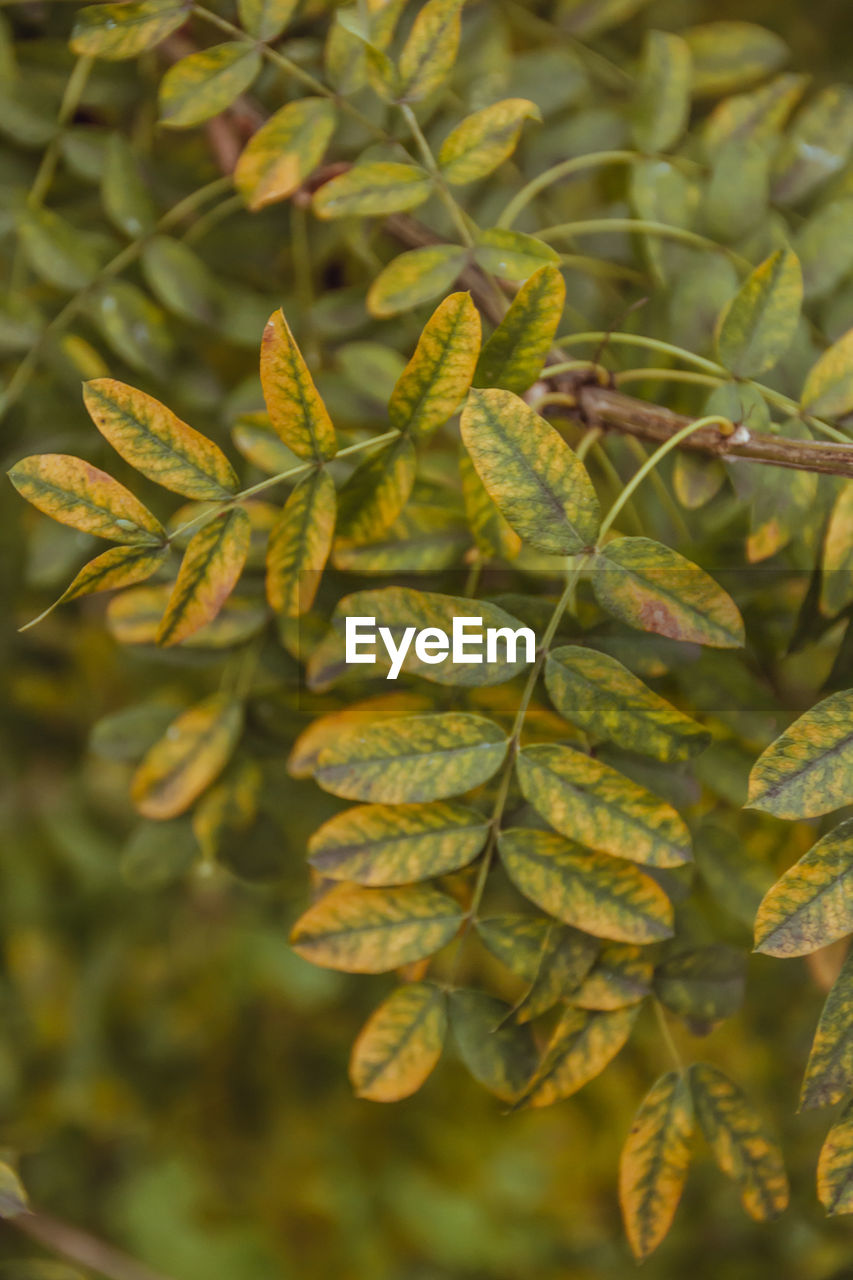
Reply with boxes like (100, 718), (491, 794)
(235, 98), (337, 211)
(472, 228), (560, 282)
(438, 99), (540, 184)
(458, 450), (521, 560)
(289, 883), (463, 972)
(266, 469), (335, 617)
(309, 800), (488, 886)
(83, 379), (238, 499)
(715, 249), (802, 377)
(546, 645), (709, 762)
(518, 1004), (639, 1108)
(238, 0), (297, 41)
(192, 758), (261, 861)
(689, 1063), (788, 1220)
(619, 1072), (693, 1261)
(473, 263), (565, 394)
(560, 0), (650, 38)
(773, 85), (853, 205)
(335, 436), (416, 544)
(20, 543), (170, 632)
(8, 453), (165, 546)
(572, 943), (653, 1011)
(753, 820), (853, 957)
(592, 536), (745, 648)
(449, 989), (537, 1102)
(315, 712), (507, 803)
(287, 692), (432, 779)
(71, 0), (189, 60)
(232, 412), (300, 475)
(350, 982), (447, 1101)
(684, 22), (788, 97)
(703, 73), (807, 155)
(818, 1099), (853, 1215)
(801, 951), (853, 1110)
(821, 484), (853, 617)
(157, 507), (251, 646)
(517, 743), (691, 868)
(159, 43), (261, 129)
(388, 292), (481, 440)
(260, 310), (337, 460)
(498, 828), (674, 944)
(747, 691), (853, 819)
(131, 694), (243, 820)
(796, 199), (853, 300)
(313, 161), (433, 218)
(367, 245), (468, 317)
(107, 584), (264, 648)
(802, 328), (853, 419)
(632, 31), (691, 154)
(460, 388), (600, 555)
(397, 0), (463, 103)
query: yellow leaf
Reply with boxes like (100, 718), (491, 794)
(192, 758), (262, 861)
(131, 694), (244, 820)
(818, 1098), (853, 1214)
(238, 0), (297, 41)
(350, 982), (447, 1100)
(157, 507), (251, 646)
(716, 248), (802, 378)
(287, 692), (432, 778)
(313, 161), (433, 218)
(438, 99), (540, 185)
(83, 379), (238, 499)
(20, 543), (169, 632)
(260, 310), (337, 460)
(367, 245), (468, 317)
(290, 883), (463, 972)
(753, 820), (853, 957)
(684, 21), (788, 97)
(235, 98), (337, 211)
(747, 691), (853, 819)
(473, 263), (565, 394)
(396, 0), (464, 103)
(334, 436), (416, 545)
(71, 0), (189, 60)
(632, 31), (692, 154)
(821, 483), (853, 616)
(159, 43), (261, 129)
(458, 450), (521, 560)
(801, 327), (853, 419)
(519, 1004), (639, 1108)
(8, 453), (165, 544)
(108, 584), (265, 649)
(801, 950), (853, 1110)
(619, 1072), (693, 1260)
(266, 469), (335, 617)
(388, 292), (481, 440)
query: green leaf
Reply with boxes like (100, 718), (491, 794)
(313, 161), (433, 218)
(192, 758), (261, 861)
(8, 453), (165, 546)
(238, 0), (297, 41)
(18, 206), (102, 291)
(716, 249), (802, 377)
(83, 379), (238, 499)
(131, 694), (243, 820)
(335, 436), (416, 544)
(388, 292), (481, 440)
(20, 543), (170, 632)
(289, 883), (463, 973)
(141, 236), (220, 326)
(703, 73), (807, 154)
(266, 469), (335, 617)
(801, 327), (853, 419)
(545, 645), (709, 762)
(572, 943), (652, 1010)
(515, 927), (599, 1023)
(773, 86), (853, 205)
(314, 712), (508, 803)
(632, 31), (692, 154)
(518, 1004), (639, 1108)
(654, 946), (746, 1028)
(619, 1072), (693, 1261)
(159, 44), (261, 129)
(689, 1063), (789, 1221)
(449, 989), (537, 1102)
(86, 281), (172, 377)
(684, 22), (788, 97)
(517, 743), (692, 868)
(234, 98), (337, 211)
(156, 507), (251, 646)
(559, 0), (652, 39)
(350, 982), (447, 1101)
(460, 388), (600, 555)
(325, 586), (535, 685)
(0, 1163), (29, 1219)
(260, 309), (337, 460)
(101, 133), (157, 238)
(747, 692), (853, 819)
(108, 584), (264, 649)
(367, 245), (468, 317)
(472, 228), (560, 282)
(438, 99), (540, 184)
(396, 0), (464, 103)
(705, 139), (770, 243)
(818, 1098), (853, 1214)
(498, 828), (674, 944)
(592, 536), (745, 648)
(458, 450), (521, 560)
(673, 453), (726, 510)
(330, 503), (468, 573)
(71, 0), (189, 60)
(753, 820), (853, 957)
(308, 800), (488, 886)
(473, 263), (565, 394)
(796, 199), (853, 301)
(801, 951), (853, 1110)
(821, 484), (853, 617)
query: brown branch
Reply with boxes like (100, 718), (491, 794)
(384, 215), (853, 479)
(11, 1211), (177, 1280)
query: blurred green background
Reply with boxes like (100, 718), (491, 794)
(2, 0), (853, 1276)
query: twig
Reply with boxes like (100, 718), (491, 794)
(12, 1210), (177, 1280)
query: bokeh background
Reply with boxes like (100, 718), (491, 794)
(2, 0), (853, 1276)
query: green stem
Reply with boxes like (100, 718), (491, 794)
(539, 218), (750, 269)
(551, 334), (727, 376)
(615, 367), (725, 390)
(401, 103), (475, 248)
(624, 435), (691, 544)
(497, 150), (644, 230)
(597, 414), (733, 541)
